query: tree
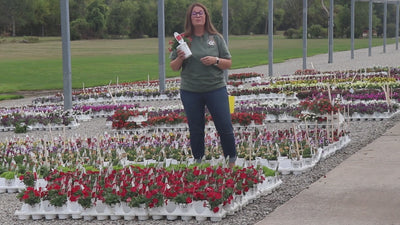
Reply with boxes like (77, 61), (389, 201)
(229, 0), (268, 35)
(107, 0), (138, 36)
(277, 0), (303, 30)
(0, 0), (33, 36)
(0, 0), (395, 40)
(308, 0), (329, 30)
(129, 0), (157, 38)
(70, 0), (88, 21)
(165, 0), (190, 36)
(32, 0), (51, 36)
(86, 0), (109, 38)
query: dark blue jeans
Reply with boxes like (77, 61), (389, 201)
(180, 87), (236, 163)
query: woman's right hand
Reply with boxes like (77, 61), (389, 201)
(170, 49), (186, 71)
(176, 49), (185, 60)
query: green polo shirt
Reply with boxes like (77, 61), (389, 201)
(170, 32), (231, 93)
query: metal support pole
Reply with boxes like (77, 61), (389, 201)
(351, 0), (355, 59)
(223, 0), (229, 45)
(369, 0), (373, 56)
(60, 0), (72, 111)
(157, 0), (165, 93)
(328, 0), (334, 63)
(223, 0), (229, 80)
(302, 0), (307, 70)
(268, 0), (274, 76)
(397, 0), (399, 50)
(383, 0), (387, 53)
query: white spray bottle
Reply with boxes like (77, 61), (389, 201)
(174, 32), (192, 59)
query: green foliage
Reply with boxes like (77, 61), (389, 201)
(48, 189), (68, 207)
(262, 166), (276, 177)
(57, 166), (76, 173)
(83, 165), (99, 172)
(0, 171), (16, 180)
(0, 0), (397, 39)
(17, 164), (27, 175)
(166, 163), (187, 172)
(0, 36), (396, 96)
(266, 150), (277, 161)
(22, 36), (40, 43)
(309, 24), (327, 39)
(0, 95), (23, 101)
(70, 18), (90, 40)
(86, 0), (109, 38)
(78, 196), (93, 209)
(0, 166), (6, 175)
(21, 171), (35, 187)
(13, 155), (25, 165)
(285, 28), (302, 39)
(17, 188), (41, 206)
(103, 188), (121, 206)
(14, 122), (27, 133)
(38, 165), (50, 178)
(128, 195), (149, 208)
(302, 146), (312, 158)
(173, 192), (192, 204)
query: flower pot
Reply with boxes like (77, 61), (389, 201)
(165, 201), (178, 220)
(5, 179), (14, 187)
(195, 215), (208, 221)
(291, 159), (303, 169)
(255, 157), (268, 167)
(32, 214), (44, 220)
(0, 179), (5, 193)
(120, 202), (132, 214)
(210, 216), (223, 222)
(134, 204), (149, 221)
(165, 201), (177, 214)
(44, 213), (56, 220)
(56, 206), (70, 220)
(268, 160), (278, 169)
(68, 201), (83, 219)
(223, 201), (237, 215)
(97, 215), (109, 220)
(179, 203), (193, 221)
(31, 204), (43, 220)
(95, 201), (107, 213)
(110, 215), (122, 220)
(193, 201), (207, 215)
(83, 215), (95, 221)
(303, 157), (312, 166)
(149, 206), (165, 220)
(235, 158), (245, 167)
(167, 215), (178, 220)
(41, 200), (55, 212)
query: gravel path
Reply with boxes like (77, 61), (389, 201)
(1, 44), (400, 225)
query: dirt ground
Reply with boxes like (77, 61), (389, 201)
(12, 90), (61, 98)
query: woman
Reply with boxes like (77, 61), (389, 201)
(170, 2), (236, 168)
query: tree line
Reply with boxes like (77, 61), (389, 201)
(0, 0), (398, 40)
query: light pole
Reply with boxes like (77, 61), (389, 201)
(60, 0), (72, 111)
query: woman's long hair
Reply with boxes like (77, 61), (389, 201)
(183, 2), (220, 37)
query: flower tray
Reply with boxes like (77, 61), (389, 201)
(14, 177), (282, 222)
(349, 111), (397, 121)
(271, 135), (351, 175)
(0, 178), (25, 193)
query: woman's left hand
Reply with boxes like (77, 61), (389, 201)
(200, 56), (218, 66)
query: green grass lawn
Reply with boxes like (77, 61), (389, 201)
(0, 35), (396, 95)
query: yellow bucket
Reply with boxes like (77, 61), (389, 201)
(228, 95), (235, 114)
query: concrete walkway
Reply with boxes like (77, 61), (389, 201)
(256, 122), (400, 225)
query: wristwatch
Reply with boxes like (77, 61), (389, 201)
(214, 57), (219, 66)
